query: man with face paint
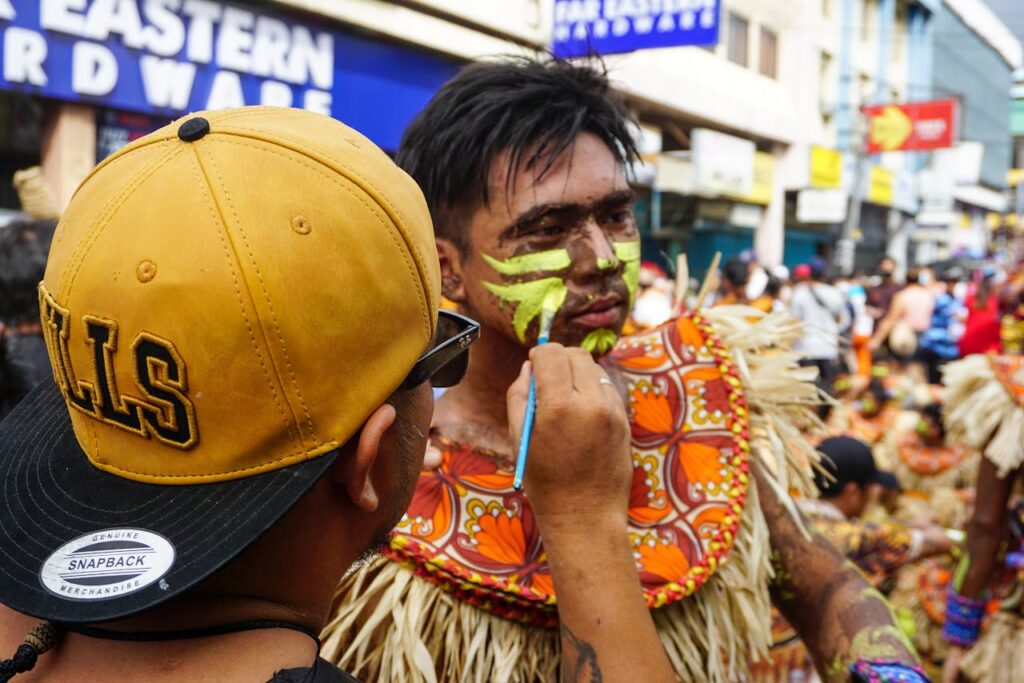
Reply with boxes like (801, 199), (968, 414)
(322, 58), (924, 683)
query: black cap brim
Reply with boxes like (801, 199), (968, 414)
(873, 470), (902, 492)
(0, 382), (339, 623)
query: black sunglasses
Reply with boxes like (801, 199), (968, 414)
(399, 310), (480, 390)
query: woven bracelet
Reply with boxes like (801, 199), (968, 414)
(942, 588), (985, 647)
(849, 659), (930, 682)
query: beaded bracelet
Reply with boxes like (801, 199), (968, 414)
(849, 659), (930, 682)
(942, 588), (985, 647)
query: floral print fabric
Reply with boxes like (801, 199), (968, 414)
(386, 313), (752, 624)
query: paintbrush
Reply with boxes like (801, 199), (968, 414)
(512, 288), (563, 491)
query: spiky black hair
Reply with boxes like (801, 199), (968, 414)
(395, 56), (639, 251)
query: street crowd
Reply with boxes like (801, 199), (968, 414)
(634, 251), (1023, 395)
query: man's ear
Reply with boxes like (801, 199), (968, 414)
(437, 238), (467, 303)
(332, 404), (397, 511)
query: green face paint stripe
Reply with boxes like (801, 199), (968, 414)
(613, 240), (641, 303)
(613, 240), (640, 262)
(483, 278), (568, 342)
(482, 249), (572, 276)
(581, 328), (618, 354)
(596, 257), (616, 271)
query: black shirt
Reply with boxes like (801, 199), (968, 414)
(269, 656), (361, 682)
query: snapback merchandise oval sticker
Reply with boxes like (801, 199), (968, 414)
(40, 529), (175, 601)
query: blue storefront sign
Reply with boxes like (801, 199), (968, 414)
(0, 0), (459, 151)
(553, 0), (720, 58)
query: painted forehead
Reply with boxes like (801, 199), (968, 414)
(486, 134), (627, 221)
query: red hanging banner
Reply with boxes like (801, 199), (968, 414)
(862, 99), (959, 153)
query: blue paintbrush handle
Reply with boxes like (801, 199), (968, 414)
(512, 374), (537, 490)
(513, 332), (549, 491)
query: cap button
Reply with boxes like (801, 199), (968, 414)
(178, 117), (210, 142)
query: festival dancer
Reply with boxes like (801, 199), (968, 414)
(320, 58), (924, 683)
(940, 354), (1024, 683)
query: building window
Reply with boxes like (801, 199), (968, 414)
(859, 73), (872, 104)
(893, 3), (907, 62)
(760, 28), (778, 78)
(860, 0), (873, 43)
(819, 51), (833, 108)
(728, 12), (749, 67)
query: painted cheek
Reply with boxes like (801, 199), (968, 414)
(483, 277), (568, 343)
(614, 241), (641, 304)
(480, 249), (572, 343)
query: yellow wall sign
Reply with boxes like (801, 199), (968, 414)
(810, 146), (843, 189)
(1008, 169), (1024, 187)
(866, 166), (894, 207)
(726, 151), (775, 205)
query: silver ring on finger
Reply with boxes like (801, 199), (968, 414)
(598, 378), (615, 388)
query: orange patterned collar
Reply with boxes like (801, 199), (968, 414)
(385, 313), (753, 625)
(990, 355), (1024, 409)
(896, 431), (970, 476)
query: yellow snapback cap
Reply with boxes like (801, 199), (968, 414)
(42, 106), (439, 483)
(0, 107), (440, 622)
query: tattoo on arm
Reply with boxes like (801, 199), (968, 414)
(560, 623), (603, 683)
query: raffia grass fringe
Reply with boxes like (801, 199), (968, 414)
(959, 611), (1024, 683)
(942, 356), (1024, 478)
(320, 478), (772, 683)
(319, 307), (816, 681)
(704, 307), (826, 504)
(12, 167), (59, 220)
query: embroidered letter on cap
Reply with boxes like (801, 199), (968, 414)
(38, 284), (199, 449)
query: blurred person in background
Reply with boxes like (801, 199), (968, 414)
(631, 262), (675, 330)
(790, 262), (849, 399)
(846, 276), (876, 378)
(0, 219), (55, 418)
(807, 436), (955, 584)
(741, 252), (775, 314)
(959, 269), (1002, 356)
(867, 256), (901, 321)
(919, 271), (966, 384)
(767, 264), (793, 313)
(870, 267), (937, 368)
(716, 255), (750, 306)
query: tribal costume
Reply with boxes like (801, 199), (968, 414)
(321, 307), (826, 682)
(941, 354), (1024, 683)
(876, 416), (977, 497)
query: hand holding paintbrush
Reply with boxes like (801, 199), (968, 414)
(506, 344), (673, 682)
(507, 343), (632, 510)
(513, 287), (566, 490)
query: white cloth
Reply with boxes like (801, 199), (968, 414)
(789, 282), (849, 360)
(848, 289), (874, 338)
